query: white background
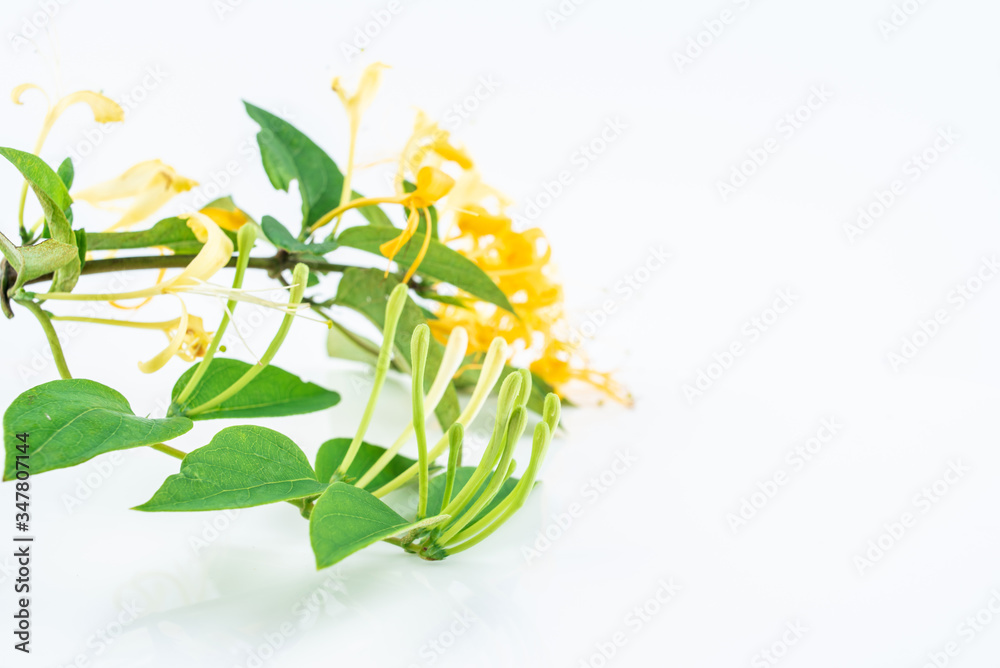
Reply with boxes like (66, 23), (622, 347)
(1, 0), (1000, 666)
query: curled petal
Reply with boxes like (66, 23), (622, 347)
(165, 212), (235, 291)
(138, 300), (189, 373)
(410, 166), (455, 208)
(51, 90), (124, 124)
(11, 83), (48, 106)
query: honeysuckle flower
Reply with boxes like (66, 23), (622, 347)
(426, 167), (632, 405)
(329, 62), (389, 234)
(50, 306), (214, 373)
(11, 83), (125, 231)
(11, 84), (124, 155)
(309, 165), (454, 282)
(396, 111), (473, 194)
(74, 159), (198, 232)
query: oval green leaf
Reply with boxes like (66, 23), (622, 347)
(135, 425), (328, 512)
(309, 482), (448, 569)
(3, 379), (193, 480)
(171, 359), (340, 420)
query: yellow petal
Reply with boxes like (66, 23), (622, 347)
(164, 212), (234, 291)
(52, 90), (124, 124)
(200, 206), (250, 232)
(11, 83), (48, 106)
(410, 166), (454, 208)
(138, 301), (189, 373)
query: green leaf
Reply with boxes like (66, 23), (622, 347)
(0, 147), (72, 210)
(56, 157), (74, 190)
(0, 237), (78, 297)
(135, 425), (328, 512)
(314, 438), (439, 491)
(309, 482), (448, 568)
(334, 268), (461, 429)
(86, 216), (238, 253)
(261, 215), (337, 255)
(170, 358), (340, 420)
(425, 466), (520, 524)
(74, 229), (87, 269)
(3, 379), (193, 480)
(0, 148), (79, 291)
(337, 227), (514, 314)
(33, 187), (79, 292)
(244, 102), (344, 232)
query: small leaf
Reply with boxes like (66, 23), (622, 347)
(245, 103), (344, 232)
(135, 425), (328, 512)
(3, 379), (193, 480)
(314, 438), (438, 491)
(261, 215), (337, 255)
(0, 149), (79, 291)
(56, 157), (75, 190)
(337, 226), (514, 313)
(310, 482), (448, 568)
(425, 466), (520, 524)
(1, 238), (78, 296)
(171, 358), (340, 420)
(334, 268), (461, 429)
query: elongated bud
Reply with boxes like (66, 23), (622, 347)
(289, 263), (310, 303)
(543, 393), (561, 434)
(411, 323), (430, 369)
(513, 368), (532, 410)
(495, 372), (522, 421)
(505, 405), (528, 448)
(236, 221), (257, 253)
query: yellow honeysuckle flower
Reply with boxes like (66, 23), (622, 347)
(51, 308), (214, 373)
(426, 167), (631, 405)
(329, 62), (389, 235)
(11, 83), (125, 230)
(396, 111), (473, 194)
(12, 84), (124, 155)
(73, 159), (198, 232)
(309, 165), (454, 282)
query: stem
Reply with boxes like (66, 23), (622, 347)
(184, 263), (310, 417)
(149, 443), (187, 460)
(23, 254), (352, 288)
(175, 225), (256, 406)
(18, 300), (71, 379)
(354, 325), (468, 489)
(410, 325), (430, 518)
(334, 283), (409, 479)
(371, 337), (509, 498)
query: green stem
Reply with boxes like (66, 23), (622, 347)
(334, 283), (409, 479)
(23, 254), (352, 288)
(185, 263), (310, 417)
(410, 325), (430, 518)
(440, 424), (464, 510)
(174, 225), (256, 406)
(371, 337), (509, 498)
(18, 299), (71, 379)
(149, 442), (187, 460)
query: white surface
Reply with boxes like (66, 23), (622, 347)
(1, 0), (1000, 666)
